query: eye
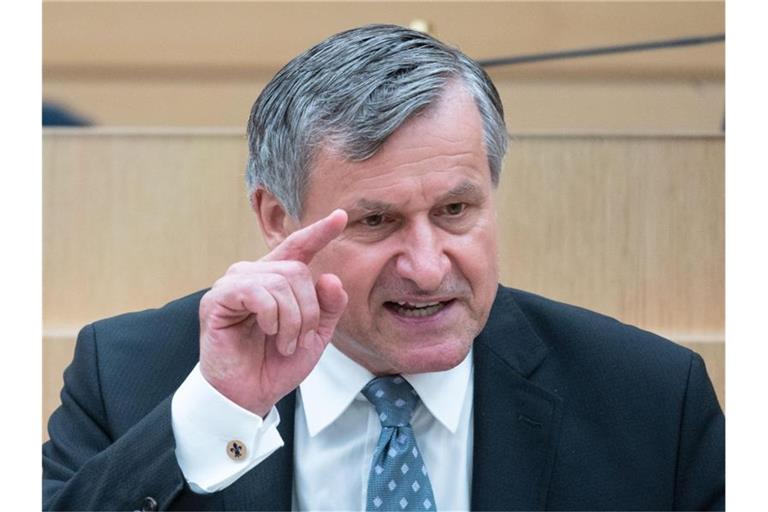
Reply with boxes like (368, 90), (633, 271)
(361, 214), (385, 227)
(444, 203), (466, 215)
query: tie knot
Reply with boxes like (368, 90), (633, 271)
(362, 375), (420, 427)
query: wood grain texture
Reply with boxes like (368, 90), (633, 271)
(43, 336), (76, 442)
(43, 1), (724, 77)
(42, 78), (725, 134)
(43, 131), (265, 329)
(495, 135), (724, 336)
(42, 1), (724, 131)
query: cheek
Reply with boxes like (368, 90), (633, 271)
(456, 219), (499, 296)
(316, 243), (392, 312)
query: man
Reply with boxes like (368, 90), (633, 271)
(43, 25), (724, 511)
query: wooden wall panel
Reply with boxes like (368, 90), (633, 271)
(42, 1), (724, 131)
(43, 335), (76, 442)
(43, 1), (724, 76)
(42, 78), (726, 134)
(43, 130), (266, 330)
(496, 135), (724, 338)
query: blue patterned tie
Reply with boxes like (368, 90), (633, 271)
(362, 376), (437, 511)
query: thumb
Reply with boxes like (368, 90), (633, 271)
(315, 273), (348, 343)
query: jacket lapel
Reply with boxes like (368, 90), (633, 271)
(471, 287), (563, 511)
(222, 391), (297, 511)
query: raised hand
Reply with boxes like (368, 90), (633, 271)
(198, 209), (349, 416)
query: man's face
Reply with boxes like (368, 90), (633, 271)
(301, 82), (499, 375)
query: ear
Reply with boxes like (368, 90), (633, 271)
(252, 188), (295, 250)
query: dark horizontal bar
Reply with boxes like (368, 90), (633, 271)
(478, 33), (725, 68)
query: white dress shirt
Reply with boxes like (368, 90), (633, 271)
(172, 344), (474, 510)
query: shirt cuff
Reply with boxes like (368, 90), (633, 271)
(171, 363), (285, 494)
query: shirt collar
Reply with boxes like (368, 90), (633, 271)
(299, 343), (473, 437)
(403, 351), (472, 434)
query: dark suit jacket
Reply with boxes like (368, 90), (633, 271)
(43, 285), (725, 511)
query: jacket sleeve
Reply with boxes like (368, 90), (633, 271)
(42, 323), (186, 511)
(673, 352), (726, 511)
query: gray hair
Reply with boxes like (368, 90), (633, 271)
(246, 24), (508, 218)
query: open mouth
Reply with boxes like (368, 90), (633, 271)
(384, 299), (455, 318)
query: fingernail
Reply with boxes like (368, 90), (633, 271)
(287, 339), (297, 355)
(301, 330), (315, 348)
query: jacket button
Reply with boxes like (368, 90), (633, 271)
(141, 496), (158, 511)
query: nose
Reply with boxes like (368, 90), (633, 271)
(394, 217), (450, 291)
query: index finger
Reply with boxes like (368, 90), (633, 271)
(263, 209), (348, 264)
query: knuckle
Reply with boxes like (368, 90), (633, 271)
(271, 274), (291, 293)
(200, 287), (214, 303)
(211, 274), (232, 290)
(233, 289), (250, 308)
(199, 293), (213, 316)
(226, 261), (248, 274)
(200, 285), (228, 313)
(283, 260), (309, 279)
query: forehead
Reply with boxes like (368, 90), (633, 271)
(304, 83), (491, 214)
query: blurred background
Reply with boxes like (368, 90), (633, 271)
(42, 0), (724, 437)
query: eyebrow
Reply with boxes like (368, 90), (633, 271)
(349, 180), (484, 215)
(354, 198), (392, 213)
(436, 180), (484, 203)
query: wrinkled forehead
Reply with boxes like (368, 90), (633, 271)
(300, 82), (492, 219)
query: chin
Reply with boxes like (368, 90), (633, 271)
(334, 319), (478, 375)
(383, 338), (472, 375)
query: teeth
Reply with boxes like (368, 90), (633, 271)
(395, 301), (440, 308)
(392, 302), (445, 318)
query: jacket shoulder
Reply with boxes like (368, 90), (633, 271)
(90, 288), (207, 340)
(484, 287), (723, 510)
(82, 289), (208, 433)
(492, 286), (700, 404)
(500, 285), (694, 365)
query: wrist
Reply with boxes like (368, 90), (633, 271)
(199, 368), (275, 418)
